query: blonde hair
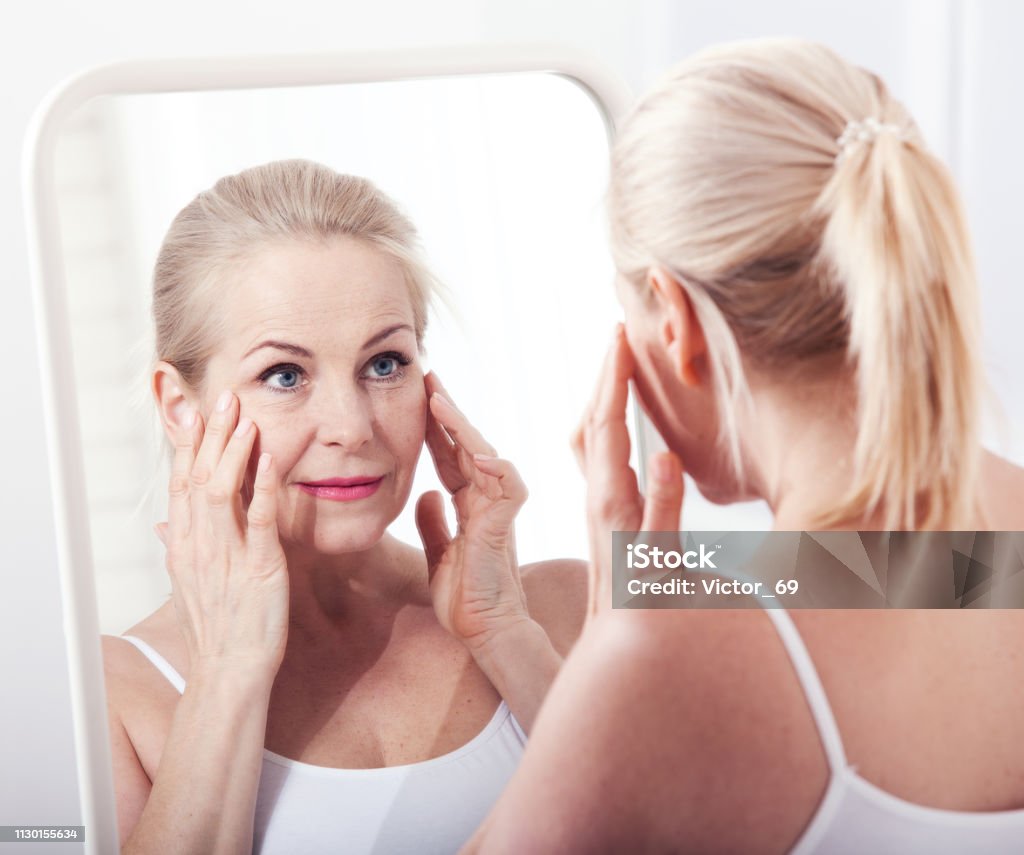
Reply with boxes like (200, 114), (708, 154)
(609, 39), (983, 530)
(153, 159), (441, 392)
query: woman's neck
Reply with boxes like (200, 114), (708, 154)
(280, 534), (430, 646)
(738, 372), (875, 530)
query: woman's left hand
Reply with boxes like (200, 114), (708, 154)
(416, 372), (531, 654)
(572, 324), (686, 621)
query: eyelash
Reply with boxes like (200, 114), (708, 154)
(257, 351), (413, 395)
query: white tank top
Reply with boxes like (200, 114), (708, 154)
(762, 608), (1024, 854)
(120, 634), (526, 854)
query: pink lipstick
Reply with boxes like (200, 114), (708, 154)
(296, 476), (384, 501)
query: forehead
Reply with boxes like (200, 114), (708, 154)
(220, 236), (415, 352)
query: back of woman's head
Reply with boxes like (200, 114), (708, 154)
(609, 38), (983, 529)
(153, 159), (437, 394)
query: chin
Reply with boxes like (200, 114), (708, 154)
(282, 518), (392, 555)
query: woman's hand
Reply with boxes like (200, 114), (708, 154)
(571, 325), (686, 621)
(156, 391), (290, 679)
(415, 373), (531, 654)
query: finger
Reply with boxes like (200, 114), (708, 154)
(423, 370), (444, 400)
(575, 324), (631, 478)
(425, 371), (456, 407)
(205, 414), (258, 534)
(584, 328), (637, 491)
(570, 422), (586, 474)
(415, 490), (452, 585)
(424, 405), (467, 493)
(168, 408), (199, 541)
(190, 389), (239, 494)
(582, 324), (627, 420)
(639, 452), (685, 532)
(246, 453), (280, 558)
(593, 324), (635, 429)
(472, 454), (529, 508)
(154, 522), (168, 546)
(429, 392), (498, 459)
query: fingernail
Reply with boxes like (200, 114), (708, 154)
(258, 452), (272, 473)
(234, 416), (253, 437)
(432, 392), (454, 409)
(216, 390), (232, 412)
(183, 408), (196, 428)
(473, 453), (496, 462)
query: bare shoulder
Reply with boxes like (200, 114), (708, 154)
(101, 600), (183, 705)
(473, 608), (826, 853)
(980, 450), (1024, 527)
(102, 604), (170, 674)
(520, 558), (588, 655)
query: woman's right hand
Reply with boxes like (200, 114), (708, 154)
(157, 391), (290, 679)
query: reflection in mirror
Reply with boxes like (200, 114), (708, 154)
(53, 73), (619, 637)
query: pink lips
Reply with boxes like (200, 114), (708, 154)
(296, 476), (384, 502)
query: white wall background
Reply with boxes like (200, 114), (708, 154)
(4, 0), (1024, 850)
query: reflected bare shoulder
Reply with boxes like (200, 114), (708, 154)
(521, 559), (588, 656)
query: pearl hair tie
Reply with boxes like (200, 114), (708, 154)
(835, 117), (905, 163)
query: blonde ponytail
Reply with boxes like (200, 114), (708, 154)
(813, 128), (983, 529)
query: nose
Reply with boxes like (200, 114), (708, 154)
(313, 382), (375, 450)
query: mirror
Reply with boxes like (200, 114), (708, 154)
(26, 51), (633, 852)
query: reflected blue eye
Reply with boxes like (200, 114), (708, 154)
(370, 357), (398, 377)
(363, 351), (412, 384)
(259, 363), (305, 394)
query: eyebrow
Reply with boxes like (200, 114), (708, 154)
(242, 324), (415, 360)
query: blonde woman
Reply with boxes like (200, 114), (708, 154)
(100, 160), (586, 854)
(467, 39), (1024, 853)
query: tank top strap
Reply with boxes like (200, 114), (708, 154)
(120, 634), (186, 695)
(759, 607), (848, 773)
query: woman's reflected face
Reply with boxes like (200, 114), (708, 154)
(201, 235), (426, 553)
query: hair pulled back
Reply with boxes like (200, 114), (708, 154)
(609, 38), (983, 529)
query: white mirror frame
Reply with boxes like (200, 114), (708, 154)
(23, 46), (635, 853)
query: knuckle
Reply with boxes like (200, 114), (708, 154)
(204, 417), (226, 437)
(169, 475), (190, 497)
(205, 485), (231, 508)
(588, 492), (628, 523)
(248, 513), (275, 532)
(190, 467), (211, 488)
(253, 478), (275, 496)
(587, 413), (617, 432)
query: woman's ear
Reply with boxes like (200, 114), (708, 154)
(152, 361), (197, 443)
(646, 266), (707, 387)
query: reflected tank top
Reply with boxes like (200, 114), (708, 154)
(120, 634), (526, 854)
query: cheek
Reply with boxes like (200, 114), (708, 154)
(375, 383), (427, 458)
(242, 405), (301, 463)
(237, 410), (298, 500)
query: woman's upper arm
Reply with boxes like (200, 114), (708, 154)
(467, 608), (826, 854)
(521, 559), (588, 656)
(467, 609), (691, 853)
(101, 636), (152, 847)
